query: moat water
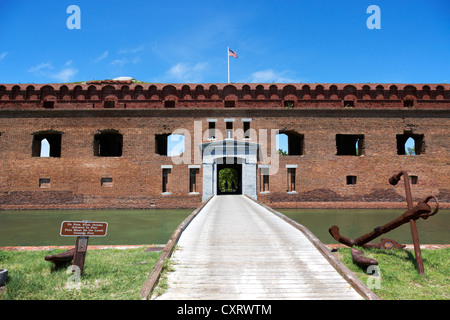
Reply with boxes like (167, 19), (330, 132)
(0, 208), (448, 246)
(280, 208), (449, 245)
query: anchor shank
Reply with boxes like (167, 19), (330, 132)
(330, 200), (431, 247)
(402, 171), (413, 211)
(410, 218), (425, 275)
(400, 171), (425, 275)
(352, 215), (406, 246)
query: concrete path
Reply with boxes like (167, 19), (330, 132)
(157, 195), (364, 300)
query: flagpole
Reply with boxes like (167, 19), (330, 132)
(227, 47), (230, 83)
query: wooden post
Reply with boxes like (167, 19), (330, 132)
(73, 236), (89, 274)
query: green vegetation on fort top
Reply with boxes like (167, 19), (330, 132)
(68, 79), (148, 84)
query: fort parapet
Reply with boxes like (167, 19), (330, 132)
(1, 82), (448, 110)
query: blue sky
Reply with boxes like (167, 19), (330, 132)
(0, 0), (449, 84)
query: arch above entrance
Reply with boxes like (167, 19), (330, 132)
(200, 138), (259, 164)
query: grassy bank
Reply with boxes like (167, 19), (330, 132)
(336, 247), (449, 300)
(0, 248), (159, 300)
(1, 247), (448, 300)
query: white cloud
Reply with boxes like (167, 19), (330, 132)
(28, 62), (53, 73)
(50, 68), (78, 82)
(165, 62), (208, 83)
(111, 58), (128, 66)
(94, 51), (109, 62)
(110, 56), (141, 67)
(248, 69), (299, 83)
(0, 52), (8, 60)
(108, 45), (144, 67)
(28, 61), (77, 82)
(119, 45), (144, 54)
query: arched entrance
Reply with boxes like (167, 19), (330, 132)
(217, 158), (242, 195)
(200, 139), (259, 201)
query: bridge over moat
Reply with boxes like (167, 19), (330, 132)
(147, 195), (378, 300)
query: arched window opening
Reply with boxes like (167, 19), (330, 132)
(396, 133), (425, 155)
(405, 137), (415, 155)
(40, 139), (50, 157)
(32, 131), (62, 157)
(277, 133), (288, 155)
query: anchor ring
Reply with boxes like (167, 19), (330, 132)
(421, 196), (439, 219)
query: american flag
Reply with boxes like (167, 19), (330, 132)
(228, 48), (238, 59)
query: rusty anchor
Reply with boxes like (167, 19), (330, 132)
(329, 171), (439, 274)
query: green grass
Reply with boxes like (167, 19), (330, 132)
(0, 248), (160, 300)
(1, 247), (448, 300)
(336, 247), (450, 300)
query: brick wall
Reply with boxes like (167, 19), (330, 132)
(0, 82), (448, 209)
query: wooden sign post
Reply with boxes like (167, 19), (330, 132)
(60, 220), (108, 273)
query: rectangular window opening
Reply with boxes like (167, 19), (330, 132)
(101, 177), (113, 187)
(344, 100), (354, 108)
(346, 175), (357, 185)
(260, 167), (270, 192)
(336, 134), (365, 156)
(263, 174), (269, 192)
(32, 133), (62, 157)
(189, 168), (199, 193)
(165, 100), (175, 108)
(278, 131), (305, 155)
(226, 121), (233, 139)
(162, 168), (171, 193)
(155, 134), (169, 156)
(39, 178), (51, 188)
(94, 131), (123, 157)
(104, 101), (115, 108)
(208, 122), (216, 139)
(396, 133), (425, 155)
(43, 101), (55, 109)
(284, 100), (294, 108)
(224, 100), (235, 108)
(287, 168), (296, 192)
(409, 175), (418, 185)
(403, 99), (414, 108)
(244, 121), (250, 139)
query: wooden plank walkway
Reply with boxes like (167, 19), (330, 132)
(156, 195), (372, 300)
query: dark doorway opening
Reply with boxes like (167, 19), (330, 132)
(217, 157), (242, 195)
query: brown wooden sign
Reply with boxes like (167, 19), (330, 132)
(60, 221), (108, 237)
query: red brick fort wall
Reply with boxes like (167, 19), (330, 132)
(0, 81), (448, 209)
